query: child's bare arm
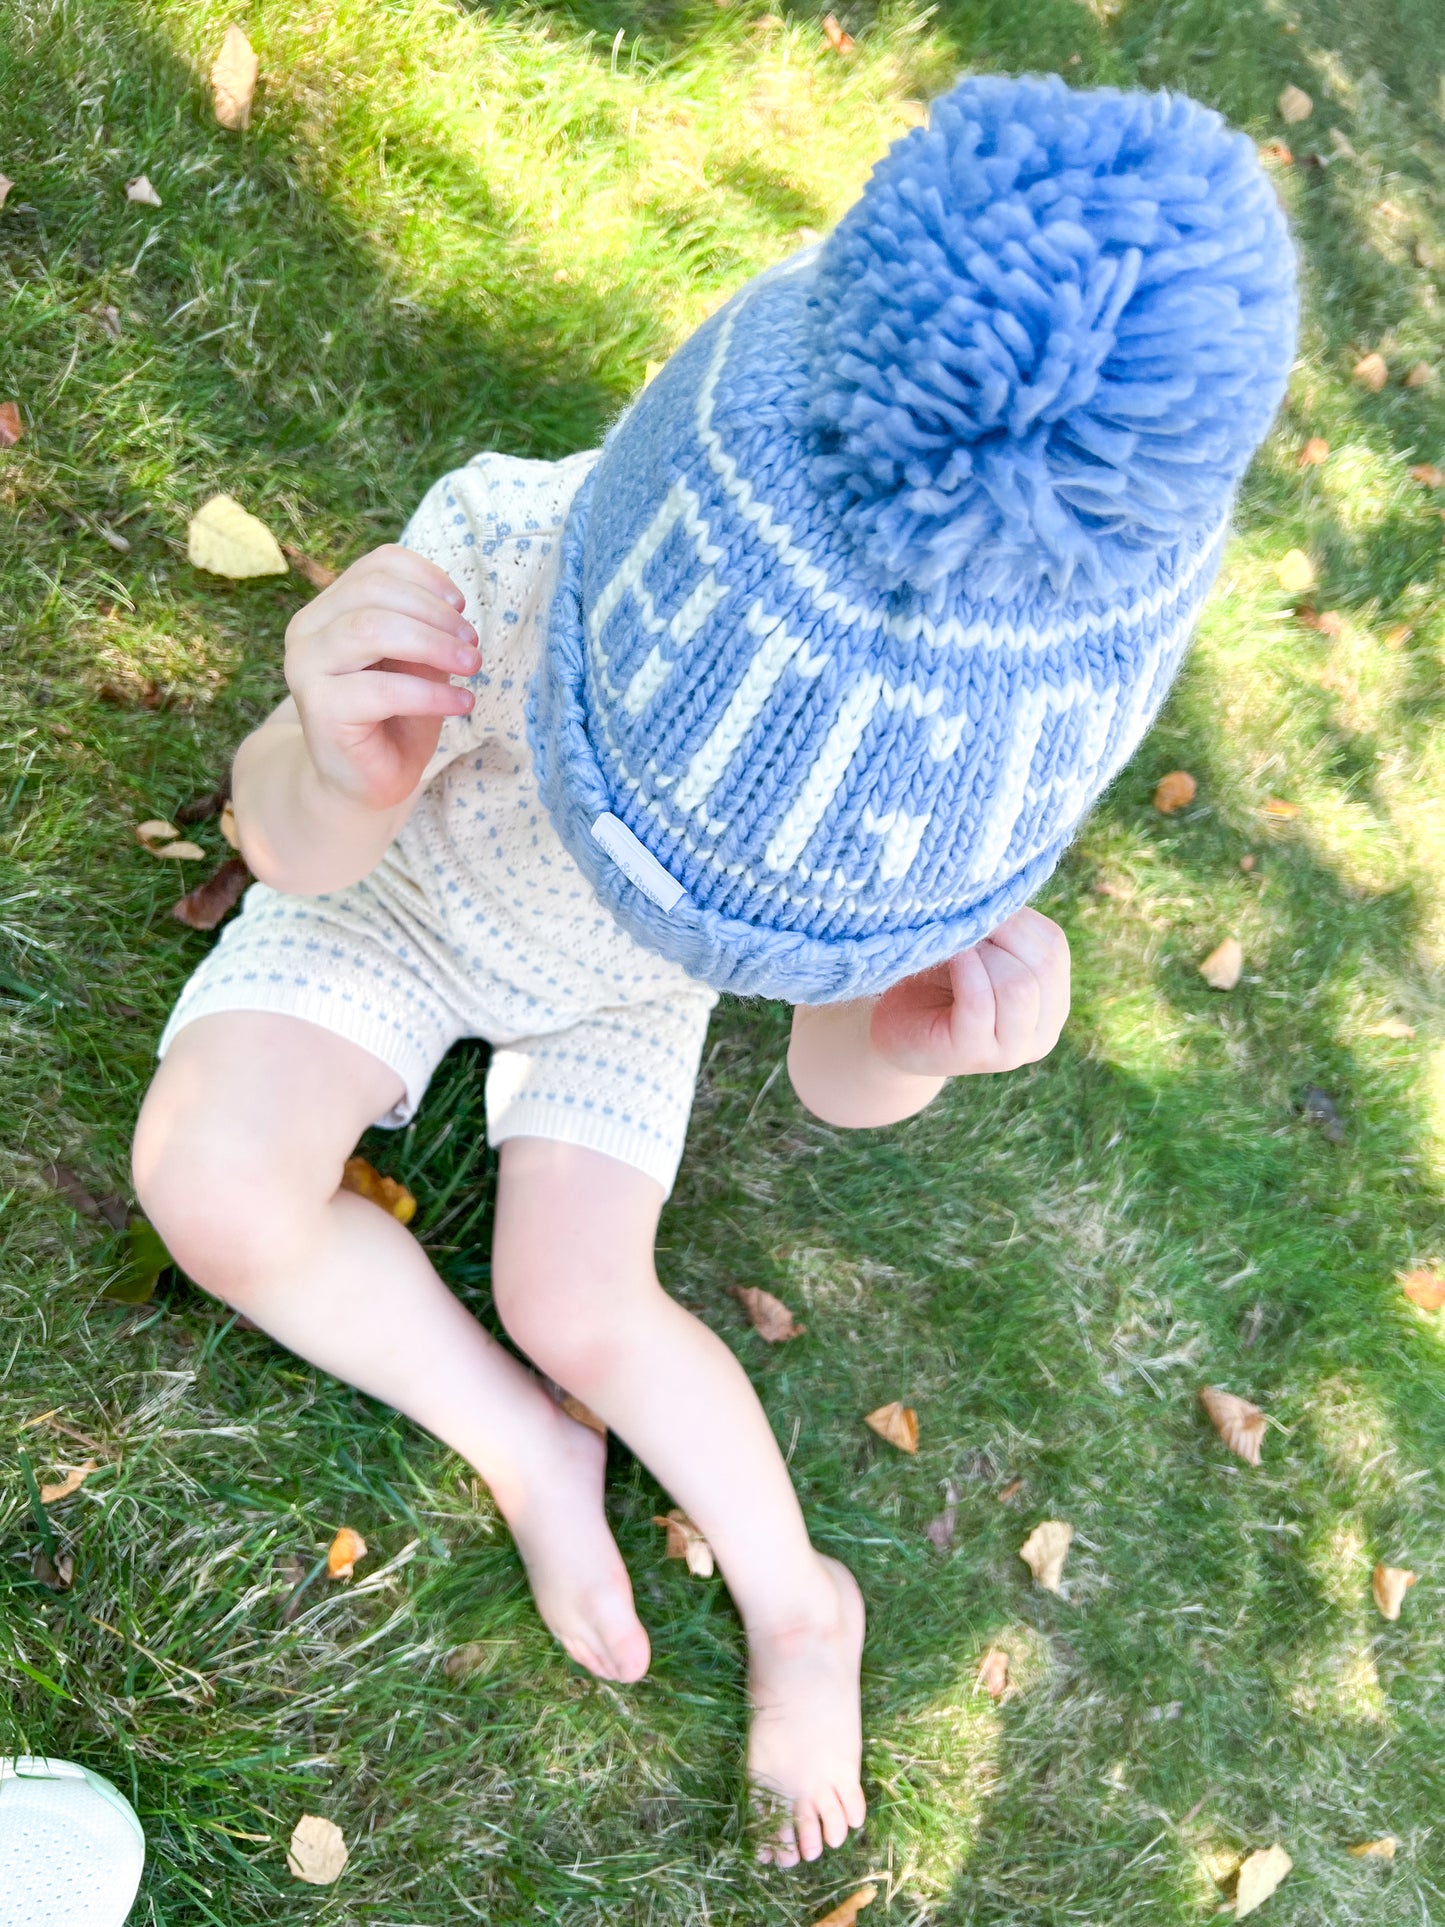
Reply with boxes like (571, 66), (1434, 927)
(232, 545), (480, 895)
(787, 907), (1070, 1128)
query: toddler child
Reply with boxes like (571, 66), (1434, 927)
(133, 74), (1295, 1866)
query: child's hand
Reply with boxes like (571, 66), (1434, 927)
(868, 907), (1070, 1078)
(284, 545), (481, 811)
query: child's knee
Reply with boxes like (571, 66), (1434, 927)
(492, 1241), (650, 1388)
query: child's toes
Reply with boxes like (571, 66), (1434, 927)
(842, 1781), (867, 1831)
(795, 1801), (825, 1862)
(815, 1787), (850, 1850)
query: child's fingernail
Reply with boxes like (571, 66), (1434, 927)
(455, 646), (477, 669)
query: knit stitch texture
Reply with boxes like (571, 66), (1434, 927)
(531, 73), (1298, 1002)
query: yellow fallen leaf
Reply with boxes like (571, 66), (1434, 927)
(1199, 937), (1244, 991)
(287, 1814), (348, 1885)
(642, 359), (665, 388)
(1348, 1836), (1397, 1859)
(1019, 1520), (1072, 1592)
(560, 1392), (606, 1436)
(187, 493), (287, 578)
(1353, 351), (1389, 393)
(1408, 462), (1444, 487)
(1400, 1267), (1445, 1311)
(340, 1155), (416, 1224)
(40, 1460), (99, 1504)
(152, 840), (206, 861)
(1381, 622), (1413, 648)
(325, 1526), (368, 1582)
(125, 175), (161, 206)
(865, 1401), (918, 1453)
(733, 1285), (805, 1341)
(136, 819), (180, 849)
(1297, 436), (1329, 468)
(1372, 1563), (1416, 1620)
(210, 25), (259, 131)
(1152, 769), (1197, 814)
(1328, 127), (1357, 160)
(1363, 1017), (1414, 1039)
(1277, 84), (1312, 123)
(653, 1508), (714, 1577)
(811, 1885), (878, 1927)
(1199, 1386), (1266, 1465)
(975, 1647), (1009, 1699)
(1235, 1843), (1292, 1917)
(1404, 361), (1435, 388)
(1275, 548), (1316, 595)
(219, 800), (239, 849)
(0, 175), (11, 211)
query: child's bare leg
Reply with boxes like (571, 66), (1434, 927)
(132, 1013), (649, 1683)
(492, 1138), (866, 1866)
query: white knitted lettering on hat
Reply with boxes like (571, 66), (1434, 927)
(0, 1758), (145, 1927)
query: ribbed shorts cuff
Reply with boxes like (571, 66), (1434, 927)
(486, 1096), (683, 1198)
(157, 982), (455, 1128)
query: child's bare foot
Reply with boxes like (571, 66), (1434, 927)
(748, 1555), (866, 1866)
(503, 1403), (651, 1683)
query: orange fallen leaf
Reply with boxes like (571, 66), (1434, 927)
(865, 1401), (918, 1453)
(1348, 1837), (1397, 1859)
(1297, 436), (1329, 468)
(975, 1647), (1009, 1699)
(810, 1886), (878, 1927)
(821, 13), (855, 52)
(1277, 84), (1312, 123)
(1235, 1843), (1292, 1917)
(1257, 139), (1293, 167)
(1275, 548), (1316, 595)
(653, 1507), (714, 1577)
(284, 544), (339, 590)
(1404, 361), (1435, 389)
(125, 174), (162, 207)
(1200, 1386), (1266, 1465)
(1372, 1563), (1416, 1620)
(561, 1392), (606, 1436)
(172, 856), (249, 930)
(733, 1285), (805, 1341)
(1019, 1520), (1072, 1592)
(997, 1476), (1025, 1503)
(40, 1460), (99, 1504)
(1199, 937), (1244, 991)
(340, 1155), (416, 1224)
(1381, 621), (1413, 648)
(287, 1814), (348, 1885)
(0, 400), (23, 446)
(1152, 770), (1197, 814)
(1295, 603), (1344, 636)
(1262, 797), (1299, 820)
(325, 1526), (368, 1581)
(1353, 351), (1388, 393)
(1408, 462), (1444, 488)
(211, 24), (259, 131)
(1399, 1267), (1445, 1311)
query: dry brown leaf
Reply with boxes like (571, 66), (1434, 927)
(1328, 128), (1357, 160)
(188, 493), (287, 577)
(442, 1641), (498, 1682)
(1296, 603), (1344, 636)
(821, 13), (855, 52)
(1019, 1520), (1072, 1592)
(0, 400), (23, 446)
(1153, 769), (1197, 814)
(40, 1460), (99, 1505)
(211, 25), (259, 130)
(284, 544), (339, 590)
(43, 1162), (129, 1230)
(865, 1401), (919, 1453)
(0, 175), (12, 211)
(1348, 1836), (1397, 1859)
(810, 1884), (878, 1927)
(1199, 937), (1244, 991)
(1408, 462), (1444, 488)
(653, 1508), (714, 1577)
(152, 839), (206, 861)
(1199, 1386), (1266, 1465)
(733, 1285), (805, 1341)
(561, 1392), (607, 1436)
(1353, 351), (1389, 393)
(1275, 548), (1316, 594)
(1372, 1564), (1417, 1619)
(125, 174), (161, 207)
(340, 1155), (416, 1224)
(1235, 1843), (1292, 1917)
(136, 819), (180, 848)
(1257, 139), (1293, 167)
(219, 801), (239, 848)
(287, 1814), (349, 1885)
(997, 1476), (1025, 1503)
(33, 1550), (74, 1590)
(1277, 84), (1312, 123)
(325, 1526), (368, 1582)
(975, 1647), (1009, 1699)
(1404, 361), (1435, 389)
(1381, 621), (1413, 648)
(92, 303), (122, 341)
(1297, 436), (1329, 467)
(172, 856), (250, 931)
(926, 1480), (959, 1550)
(1399, 1267), (1445, 1312)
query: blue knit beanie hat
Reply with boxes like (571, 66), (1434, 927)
(531, 73), (1297, 1002)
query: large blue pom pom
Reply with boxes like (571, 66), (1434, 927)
(806, 75), (1298, 601)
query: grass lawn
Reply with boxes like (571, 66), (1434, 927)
(3, 0), (1445, 1919)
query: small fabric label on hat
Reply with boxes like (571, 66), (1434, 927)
(591, 812), (686, 913)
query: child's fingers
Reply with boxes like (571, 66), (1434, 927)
(316, 611), (480, 679)
(317, 576), (477, 644)
(973, 939), (1042, 1063)
(329, 668), (475, 724)
(985, 907), (1071, 1046)
(349, 542), (468, 611)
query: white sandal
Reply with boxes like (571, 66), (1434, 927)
(0, 1758), (145, 1927)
